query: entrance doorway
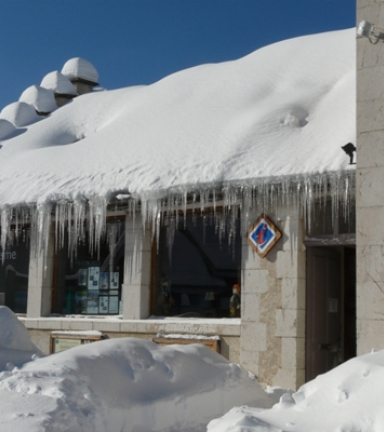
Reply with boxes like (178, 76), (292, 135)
(305, 246), (356, 381)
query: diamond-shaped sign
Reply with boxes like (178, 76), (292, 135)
(247, 214), (281, 258)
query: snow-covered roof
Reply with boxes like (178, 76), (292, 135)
(61, 57), (99, 84)
(19, 85), (57, 114)
(40, 71), (78, 96)
(0, 101), (39, 128)
(0, 29), (355, 206)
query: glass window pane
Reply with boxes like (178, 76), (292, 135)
(155, 213), (241, 318)
(0, 231), (30, 314)
(60, 222), (124, 315)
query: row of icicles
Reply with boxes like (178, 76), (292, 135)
(0, 172), (355, 265)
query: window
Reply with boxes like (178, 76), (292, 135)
(154, 212), (241, 318)
(56, 221), (124, 315)
(0, 230), (30, 314)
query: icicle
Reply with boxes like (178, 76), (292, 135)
(1, 206), (11, 264)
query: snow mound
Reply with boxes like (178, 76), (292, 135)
(0, 29), (355, 206)
(19, 85), (57, 113)
(0, 119), (16, 140)
(62, 57), (99, 83)
(0, 337), (273, 432)
(208, 349), (384, 432)
(41, 71), (78, 95)
(0, 101), (40, 127)
(0, 307), (42, 370)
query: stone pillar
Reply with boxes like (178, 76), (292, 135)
(273, 215), (306, 389)
(121, 216), (152, 320)
(240, 208), (306, 390)
(356, 0), (384, 354)
(26, 224), (54, 318)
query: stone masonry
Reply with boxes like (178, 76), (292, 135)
(240, 207), (306, 390)
(357, 0), (384, 354)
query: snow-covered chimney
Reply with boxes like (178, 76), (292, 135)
(61, 57), (99, 95)
(41, 71), (78, 108)
(19, 85), (57, 115)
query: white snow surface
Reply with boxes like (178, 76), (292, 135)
(0, 119), (16, 140)
(2, 308), (384, 431)
(41, 71), (78, 95)
(19, 85), (57, 113)
(0, 309), (272, 432)
(208, 350), (384, 432)
(0, 29), (355, 205)
(0, 307), (42, 370)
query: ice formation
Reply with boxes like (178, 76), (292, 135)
(0, 29), (356, 263)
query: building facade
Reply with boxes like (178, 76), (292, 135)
(357, 0), (384, 355)
(0, 33), (358, 391)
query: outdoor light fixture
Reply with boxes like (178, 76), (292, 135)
(357, 20), (384, 43)
(341, 142), (356, 165)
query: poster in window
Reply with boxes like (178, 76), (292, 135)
(78, 269), (87, 286)
(75, 290), (88, 314)
(99, 296), (109, 314)
(87, 291), (99, 314)
(109, 296), (119, 314)
(100, 272), (109, 290)
(88, 267), (100, 290)
(110, 272), (119, 290)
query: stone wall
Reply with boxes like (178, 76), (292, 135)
(240, 208), (306, 390)
(357, 0), (384, 354)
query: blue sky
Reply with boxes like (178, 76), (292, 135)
(0, 0), (355, 110)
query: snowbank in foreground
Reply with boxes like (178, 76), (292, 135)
(0, 335), (273, 432)
(208, 350), (384, 432)
(0, 306), (42, 370)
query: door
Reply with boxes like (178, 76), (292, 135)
(306, 247), (342, 381)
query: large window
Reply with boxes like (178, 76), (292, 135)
(57, 221), (124, 315)
(154, 213), (241, 318)
(0, 230), (30, 314)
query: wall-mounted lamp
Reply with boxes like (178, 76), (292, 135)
(341, 143), (356, 165)
(357, 20), (384, 44)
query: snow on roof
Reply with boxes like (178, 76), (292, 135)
(0, 29), (355, 206)
(0, 101), (40, 128)
(19, 85), (57, 114)
(40, 71), (78, 96)
(61, 57), (99, 84)
(0, 119), (16, 140)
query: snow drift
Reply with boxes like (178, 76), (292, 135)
(0, 306), (42, 370)
(208, 350), (384, 432)
(0, 335), (272, 432)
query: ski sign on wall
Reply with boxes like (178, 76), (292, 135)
(247, 214), (282, 258)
